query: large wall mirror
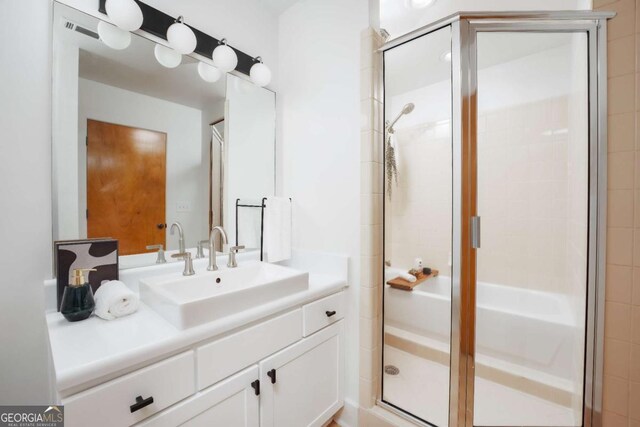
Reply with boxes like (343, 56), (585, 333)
(51, 2), (275, 270)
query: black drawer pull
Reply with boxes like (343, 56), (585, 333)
(251, 379), (260, 395)
(130, 395), (154, 413)
(326, 310), (337, 317)
(267, 368), (277, 384)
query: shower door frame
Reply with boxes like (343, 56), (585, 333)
(380, 11), (613, 427)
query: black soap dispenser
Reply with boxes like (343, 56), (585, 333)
(60, 268), (96, 322)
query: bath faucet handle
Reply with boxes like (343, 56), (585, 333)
(227, 245), (245, 268)
(196, 240), (208, 259)
(171, 252), (195, 276)
(146, 244), (166, 264)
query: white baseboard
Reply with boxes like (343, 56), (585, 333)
(334, 398), (358, 427)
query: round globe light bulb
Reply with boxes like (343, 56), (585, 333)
(197, 62), (222, 83)
(212, 42), (238, 73)
(408, 0), (436, 8)
(105, 0), (143, 31)
(167, 18), (197, 55)
(97, 21), (131, 50)
(250, 62), (271, 87)
(154, 44), (182, 68)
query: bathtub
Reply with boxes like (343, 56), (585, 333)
(384, 267), (584, 383)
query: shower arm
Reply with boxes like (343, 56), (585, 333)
(386, 114), (403, 134)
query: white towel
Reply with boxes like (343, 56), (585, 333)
(264, 197), (291, 263)
(94, 280), (139, 320)
(399, 272), (417, 283)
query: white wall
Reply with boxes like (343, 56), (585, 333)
(225, 75), (276, 249)
(0, 0), (52, 404)
(52, 41), (80, 240)
(77, 78), (211, 249)
(278, 0), (369, 416)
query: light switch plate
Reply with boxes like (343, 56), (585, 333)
(176, 201), (191, 212)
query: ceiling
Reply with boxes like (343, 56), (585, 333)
(54, 3), (226, 111)
(261, 0), (301, 14)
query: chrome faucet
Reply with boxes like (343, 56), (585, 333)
(170, 222), (185, 254)
(207, 226), (228, 271)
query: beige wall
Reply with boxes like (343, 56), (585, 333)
(387, 122), (452, 275)
(386, 95), (588, 295)
(594, 0), (640, 426)
(360, 28), (384, 415)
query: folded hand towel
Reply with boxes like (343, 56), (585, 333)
(94, 280), (139, 320)
(264, 197), (292, 263)
(399, 272), (417, 283)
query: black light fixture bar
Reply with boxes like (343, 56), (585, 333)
(98, 0), (255, 76)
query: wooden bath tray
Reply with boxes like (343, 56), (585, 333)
(387, 269), (439, 291)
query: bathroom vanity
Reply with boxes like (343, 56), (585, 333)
(44, 3), (349, 426)
(46, 251), (348, 427)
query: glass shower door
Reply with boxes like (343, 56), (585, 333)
(471, 30), (590, 427)
(382, 25), (453, 427)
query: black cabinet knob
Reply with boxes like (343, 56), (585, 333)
(326, 310), (337, 317)
(251, 379), (260, 396)
(157, 223), (166, 230)
(267, 368), (277, 384)
(130, 395), (154, 413)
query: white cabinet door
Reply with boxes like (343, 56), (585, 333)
(137, 366), (259, 427)
(259, 321), (344, 427)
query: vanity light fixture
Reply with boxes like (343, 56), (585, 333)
(154, 44), (182, 68)
(98, 0), (265, 78)
(212, 39), (238, 73)
(198, 62), (222, 83)
(105, 0), (143, 31)
(250, 57), (271, 87)
(167, 16), (197, 55)
(97, 20), (131, 50)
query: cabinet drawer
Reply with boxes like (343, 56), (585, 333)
(137, 365), (259, 427)
(197, 309), (302, 390)
(63, 351), (195, 427)
(302, 291), (345, 336)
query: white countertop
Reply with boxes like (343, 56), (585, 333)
(45, 250), (348, 396)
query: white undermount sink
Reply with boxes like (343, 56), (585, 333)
(139, 260), (309, 329)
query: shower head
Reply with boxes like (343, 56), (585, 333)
(402, 103), (415, 114)
(387, 103), (415, 133)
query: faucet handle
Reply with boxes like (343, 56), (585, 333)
(171, 252), (191, 259)
(227, 246), (244, 268)
(196, 240), (208, 259)
(146, 244), (166, 264)
(171, 252), (195, 276)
